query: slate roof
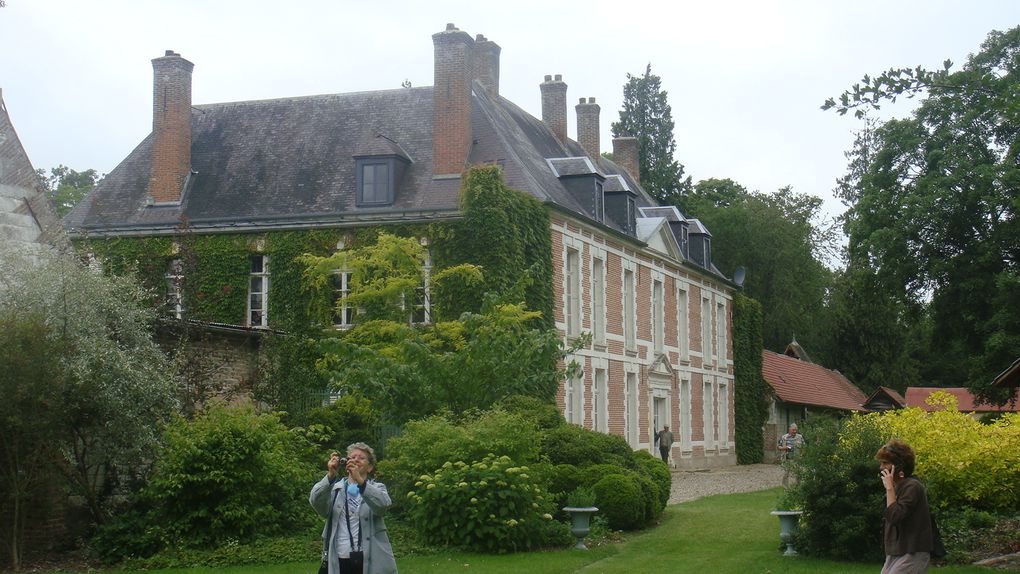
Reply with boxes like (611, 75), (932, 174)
(0, 90), (68, 253)
(762, 350), (867, 411)
(66, 81), (658, 239)
(904, 387), (1020, 412)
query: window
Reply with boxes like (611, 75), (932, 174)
(677, 287), (689, 360)
(703, 379), (715, 451)
(625, 372), (638, 447)
(701, 295), (712, 365)
(593, 368), (608, 433)
(680, 378), (692, 452)
(592, 257), (605, 345)
(652, 279), (664, 353)
(716, 302), (727, 365)
(624, 269), (635, 351)
(565, 365), (583, 425)
(165, 259), (184, 319)
(359, 162), (390, 205)
(249, 255), (269, 327)
(594, 180), (605, 223)
(406, 255), (432, 325)
(565, 248), (581, 337)
(331, 271), (353, 328)
(718, 381), (729, 451)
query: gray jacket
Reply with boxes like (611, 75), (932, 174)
(310, 475), (398, 574)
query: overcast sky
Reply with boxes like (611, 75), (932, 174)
(2, 0), (1018, 226)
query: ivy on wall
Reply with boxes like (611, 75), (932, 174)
(78, 166), (555, 340)
(733, 293), (769, 464)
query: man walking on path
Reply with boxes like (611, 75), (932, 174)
(655, 425), (674, 464)
(778, 423), (805, 487)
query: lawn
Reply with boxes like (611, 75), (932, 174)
(70, 488), (993, 574)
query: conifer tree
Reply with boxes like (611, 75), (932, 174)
(611, 64), (690, 204)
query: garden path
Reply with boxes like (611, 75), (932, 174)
(669, 463), (784, 504)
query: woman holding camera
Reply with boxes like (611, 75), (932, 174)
(876, 439), (933, 574)
(310, 442), (397, 574)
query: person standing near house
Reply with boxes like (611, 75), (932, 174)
(310, 443), (398, 574)
(778, 423), (805, 459)
(876, 439), (933, 574)
(778, 423), (804, 487)
(655, 425), (674, 463)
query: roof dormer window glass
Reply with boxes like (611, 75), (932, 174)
(359, 161), (391, 205)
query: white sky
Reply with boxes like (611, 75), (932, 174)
(2, 0), (1018, 224)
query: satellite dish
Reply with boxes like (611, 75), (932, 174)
(733, 266), (746, 288)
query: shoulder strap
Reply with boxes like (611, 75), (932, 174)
(344, 485), (362, 551)
(322, 484), (342, 558)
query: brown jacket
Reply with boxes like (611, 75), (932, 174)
(883, 477), (933, 556)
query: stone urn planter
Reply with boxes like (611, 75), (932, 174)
(563, 506), (599, 549)
(770, 510), (803, 556)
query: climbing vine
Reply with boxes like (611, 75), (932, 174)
(733, 293), (769, 464)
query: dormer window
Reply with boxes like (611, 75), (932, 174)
(354, 151), (410, 207)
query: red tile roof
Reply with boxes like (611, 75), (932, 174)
(762, 350), (868, 411)
(904, 387), (1020, 412)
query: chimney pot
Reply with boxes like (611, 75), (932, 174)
(540, 74), (569, 144)
(446, 23), (457, 30)
(576, 96), (601, 161)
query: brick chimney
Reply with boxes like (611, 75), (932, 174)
(149, 50), (193, 204)
(613, 136), (640, 183)
(576, 97), (601, 161)
(473, 34), (501, 98)
(540, 74), (568, 144)
(433, 24), (474, 176)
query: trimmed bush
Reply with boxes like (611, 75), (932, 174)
(633, 449), (672, 509)
(543, 424), (634, 468)
(591, 473), (644, 530)
(407, 454), (561, 553)
(287, 393), (380, 455)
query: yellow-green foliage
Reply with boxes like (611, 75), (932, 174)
(851, 391), (1019, 511)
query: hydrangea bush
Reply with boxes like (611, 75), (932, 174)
(406, 454), (563, 553)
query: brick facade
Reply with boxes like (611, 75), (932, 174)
(432, 25), (474, 176)
(551, 215), (736, 469)
(148, 51), (193, 204)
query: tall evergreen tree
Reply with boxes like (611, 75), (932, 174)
(611, 64), (691, 204)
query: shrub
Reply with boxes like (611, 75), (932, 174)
(493, 394), (566, 430)
(287, 393), (381, 454)
(144, 402), (315, 547)
(590, 473), (644, 530)
(542, 425), (634, 468)
(633, 449), (672, 509)
(378, 409), (543, 513)
(787, 415), (886, 562)
(406, 454), (559, 553)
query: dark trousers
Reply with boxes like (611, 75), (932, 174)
(659, 447), (669, 462)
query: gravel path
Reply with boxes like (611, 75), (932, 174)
(669, 463), (785, 504)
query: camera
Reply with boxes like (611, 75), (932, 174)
(338, 457), (349, 466)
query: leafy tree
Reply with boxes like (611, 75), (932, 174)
(680, 178), (837, 353)
(611, 64), (691, 203)
(0, 315), (64, 571)
(828, 27), (1020, 402)
(36, 164), (100, 217)
(0, 245), (179, 525)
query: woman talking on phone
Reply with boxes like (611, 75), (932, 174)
(876, 439), (933, 574)
(310, 443), (397, 574)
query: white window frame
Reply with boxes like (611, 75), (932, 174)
(248, 254), (269, 327)
(403, 254), (432, 325)
(718, 380), (729, 451)
(331, 270), (353, 328)
(564, 358), (584, 425)
(166, 258), (184, 320)
(623, 268), (636, 351)
(652, 278), (664, 353)
(703, 378), (715, 451)
(565, 247), (581, 338)
(677, 286), (689, 361)
(593, 367), (608, 433)
(592, 256), (606, 346)
(701, 295), (712, 366)
(625, 371), (639, 447)
(716, 301), (727, 366)
(680, 377), (692, 452)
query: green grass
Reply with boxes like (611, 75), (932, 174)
(66, 488), (993, 574)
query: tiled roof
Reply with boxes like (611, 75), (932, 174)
(762, 350), (867, 411)
(904, 387), (1020, 412)
(66, 82), (659, 239)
